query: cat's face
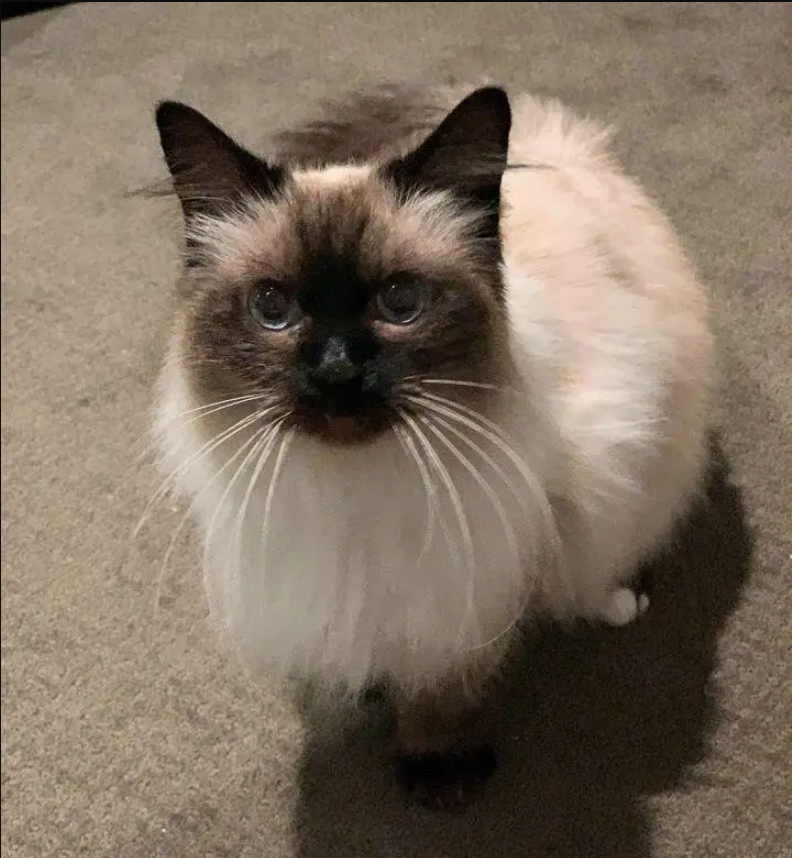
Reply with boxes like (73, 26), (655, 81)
(156, 88), (512, 443)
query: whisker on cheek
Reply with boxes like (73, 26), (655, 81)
(260, 428), (295, 576)
(228, 417), (291, 596)
(393, 418), (438, 572)
(399, 411), (478, 645)
(133, 407), (272, 542)
(153, 419), (271, 618)
(404, 390), (564, 590)
(135, 393), (270, 463)
(204, 418), (286, 589)
(417, 412), (525, 652)
(402, 375), (522, 400)
(418, 409), (532, 519)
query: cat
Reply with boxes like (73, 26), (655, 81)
(150, 83), (715, 809)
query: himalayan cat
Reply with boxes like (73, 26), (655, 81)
(150, 84), (714, 809)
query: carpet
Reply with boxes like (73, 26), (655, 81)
(2, 3), (790, 856)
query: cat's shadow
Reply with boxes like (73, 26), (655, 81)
(294, 437), (753, 858)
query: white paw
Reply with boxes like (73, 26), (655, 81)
(601, 587), (649, 627)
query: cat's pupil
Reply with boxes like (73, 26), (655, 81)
(250, 284), (293, 330)
(377, 280), (425, 324)
(257, 287), (288, 319)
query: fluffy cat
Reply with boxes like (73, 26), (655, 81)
(150, 84), (715, 808)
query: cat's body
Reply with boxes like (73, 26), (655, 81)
(152, 85), (714, 806)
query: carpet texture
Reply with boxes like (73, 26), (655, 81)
(2, 3), (790, 856)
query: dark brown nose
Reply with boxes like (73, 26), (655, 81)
(295, 334), (389, 416)
(312, 336), (359, 385)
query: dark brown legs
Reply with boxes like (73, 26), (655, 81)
(392, 676), (497, 811)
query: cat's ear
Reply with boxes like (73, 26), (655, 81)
(384, 86), (511, 221)
(155, 101), (284, 221)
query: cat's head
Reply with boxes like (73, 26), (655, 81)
(155, 87), (512, 444)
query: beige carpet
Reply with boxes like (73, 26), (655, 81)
(2, 3), (790, 856)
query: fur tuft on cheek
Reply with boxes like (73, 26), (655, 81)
(178, 282), (298, 416)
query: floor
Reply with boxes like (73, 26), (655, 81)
(2, 3), (790, 856)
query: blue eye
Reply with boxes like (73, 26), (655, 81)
(249, 283), (299, 330)
(376, 279), (428, 325)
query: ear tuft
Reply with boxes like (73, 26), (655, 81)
(154, 101), (283, 221)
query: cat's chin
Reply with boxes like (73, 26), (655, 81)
(296, 410), (393, 446)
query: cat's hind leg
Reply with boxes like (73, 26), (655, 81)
(595, 565), (653, 627)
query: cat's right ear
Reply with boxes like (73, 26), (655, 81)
(154, 101), (284, 222)
(383, 87), (511, 217)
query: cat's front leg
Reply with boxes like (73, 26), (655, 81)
(392, 677), (496, 812)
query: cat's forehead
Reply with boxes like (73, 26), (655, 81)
(288, 165), (389, 270)
(295, 163), (373, 189)
(187, 165), (483, 285)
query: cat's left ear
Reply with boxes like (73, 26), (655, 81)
(384, 86), (511, 223)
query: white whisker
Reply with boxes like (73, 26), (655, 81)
(398, 414), (462, 576)
(154, 392), (268, 431)
(406, 390), (558, 547)
(203, 421), (281, 584)
(400, 411), (477, 644)
(421, 410), (532, 519)
(393, 420), (438, 570)
(132, 393), (268, 462)
(414, 378), (517, 396)
(418, 413), (520, 573)
(152, 420), (269, 617)
(259, 428), (295, 582)
(407, 390), (564, 586)
(418, 413), (526, 651)
(133, 406), (274, 540)
(227, 417), (290, 596)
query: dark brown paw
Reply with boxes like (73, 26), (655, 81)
(395, 745), (496, 812)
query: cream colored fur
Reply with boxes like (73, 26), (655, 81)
(154, 93), (715, 698)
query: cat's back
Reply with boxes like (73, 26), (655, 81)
(501, 92), (712, 381)
(502, 94), (715, 567)
(269, 83), (457, 166)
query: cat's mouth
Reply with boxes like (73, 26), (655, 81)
(296, 408), (393, 445)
